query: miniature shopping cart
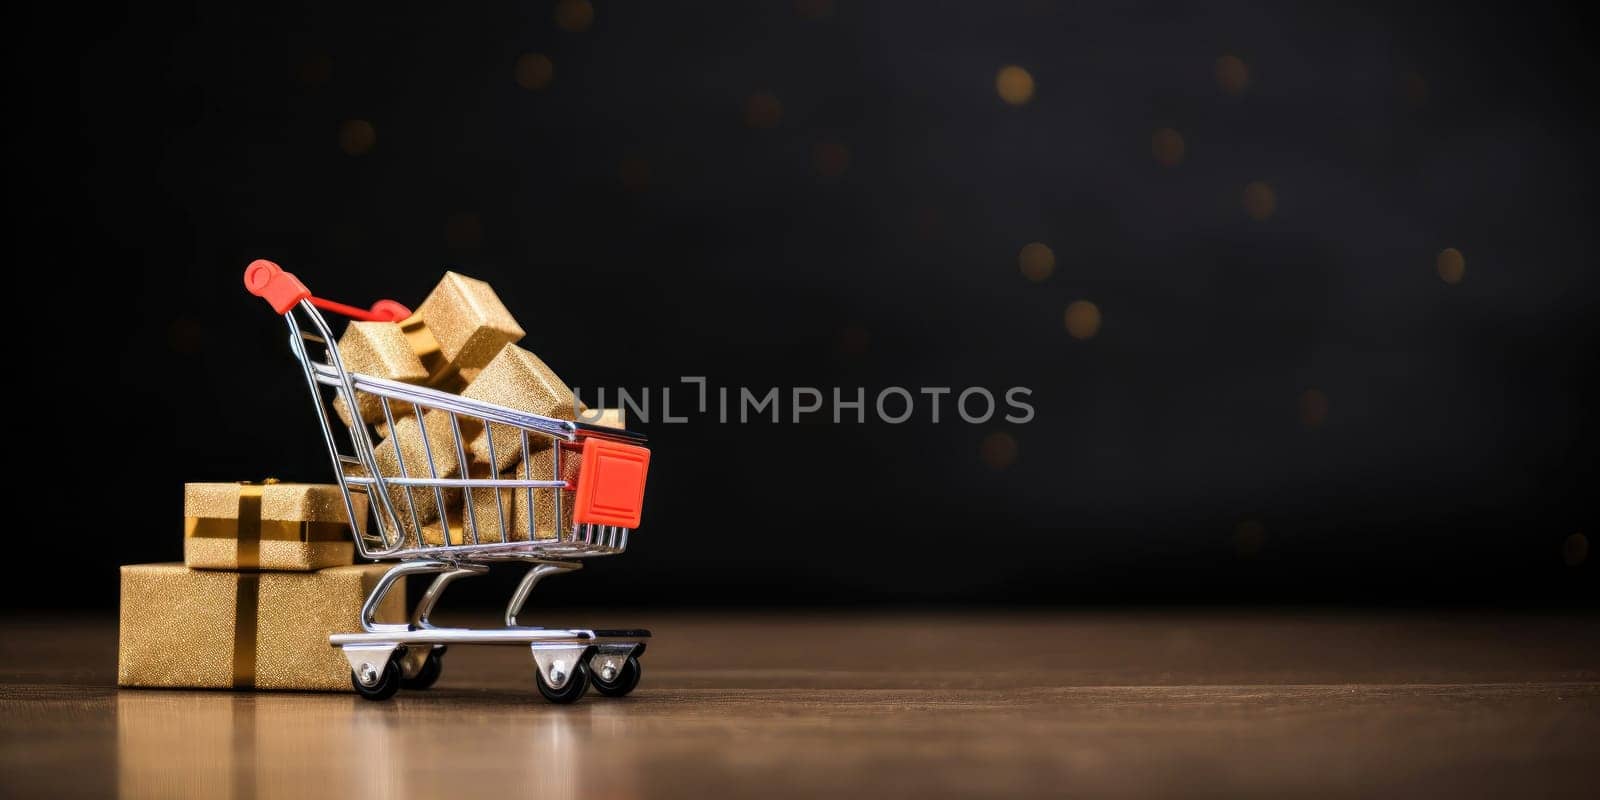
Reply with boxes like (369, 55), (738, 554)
(245, 260), (651, 703)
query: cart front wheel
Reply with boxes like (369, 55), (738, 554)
(535, 660), (590, 704)
(351, 653), (402, 701)
(402, 647), (446, 691)
(591, 655), (642, 697)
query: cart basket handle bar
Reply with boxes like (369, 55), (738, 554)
(245, 259), (411, 321)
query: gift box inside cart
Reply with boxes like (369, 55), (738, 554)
(244, 260), (652, 703)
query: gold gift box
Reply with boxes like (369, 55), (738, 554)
(402, 271), (526, 390)
(118, 563), (405, 691)
(184, 482), (361, 572)
(364, 410), (465, 536)
(464, 345), (576, 471)
(331, 321), (430, 427)
(453, 447), (583, 543)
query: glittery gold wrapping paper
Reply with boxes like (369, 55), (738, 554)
(463, 345), (576, 471)
(582, 407), (627, 429)
(118, 563), (405, 691)
(453, 448), (583, 543)
(402, 271), (525, 389)
(330, 321), (431, 427)
(360, 410), (465, 539)
(184, 482), (363, 572)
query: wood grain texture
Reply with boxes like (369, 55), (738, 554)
(2, 612), (1597, 798)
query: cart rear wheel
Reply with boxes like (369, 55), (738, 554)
(591, 655), (642, 697)
(351, 653), (402, 701)
(535, 660), (590, 704)
(402, 647), (446, 690)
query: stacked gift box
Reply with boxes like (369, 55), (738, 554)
(121, 271), (621, 691)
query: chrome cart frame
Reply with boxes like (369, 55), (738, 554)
(245, 260), (651, 703)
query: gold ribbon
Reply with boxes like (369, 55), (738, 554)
(232, 573), (259, 689)
(399, 313), (464, 389)
(184, 519), (350, 544)
(183, 480), (347, 570)
(231, 485), (263, 688)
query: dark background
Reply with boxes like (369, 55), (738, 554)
(11, 0), (1594, 608)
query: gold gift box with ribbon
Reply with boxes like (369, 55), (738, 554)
(184, 481), (362, 572)
(117, 563), (405, 691)
(401, 271), (526, 391)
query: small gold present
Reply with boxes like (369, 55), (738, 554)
(330, 321), (430, 427)
(362, 411), (465, 537)
(463, 345), (577, 471)
(118, 563), (405, 691)
(519, 445), (582, 540)
(453, 447), (582, 543)
(184, 481), (361, 572)
(402, 271), (526, 390)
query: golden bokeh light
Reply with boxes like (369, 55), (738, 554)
(1436, 247), (1465, 285)
(813, 140), (850, 178)
(1233, 519), (1266, 557)
(795, 0), (834, 19)
(1018, 242), (1055, 281)
(1216, 54), (1250, 94)
(444, 212), (484, 249)
(1563, 533), (1588, 567)
(995, 65), (1035, 105)
(1064, 300), (1101, 340)
(554, 0), (594, 32)
(1151, 128), (1185, 167)
(514, 54), (553, 90)
(1242, 181), (1276, 221)
(619, 157), (651, 192)
(1299, 389), (1329, 429)
(338, 120), (375, 156)
(980, 431), (1018, 470)
(745, 92), (783, 129)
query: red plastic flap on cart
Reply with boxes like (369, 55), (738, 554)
(572, 438), (650, 529)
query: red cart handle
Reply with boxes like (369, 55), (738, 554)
(244, 259), (411, 320)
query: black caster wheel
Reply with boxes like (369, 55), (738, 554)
(402, 646), (446, 690)
(591, 656), (642, 697)
(351, 652), (403, 701)
(535, 661), (590, 704)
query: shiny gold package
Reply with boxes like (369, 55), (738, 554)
(118, 563), (405, 691)
(184, 481), (362, 572)
(363, 410), (465, 536)
(402, 271), (526, 390)
(463, 345), (576, 471)
(330, 321), (430, 427)
(453, 447), (582, 543)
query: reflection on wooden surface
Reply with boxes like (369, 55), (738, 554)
(115, 691), (632, 800)
(2, 613), (1598, 798)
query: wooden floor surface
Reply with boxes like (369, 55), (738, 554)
(1, 611), (1597, 798)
